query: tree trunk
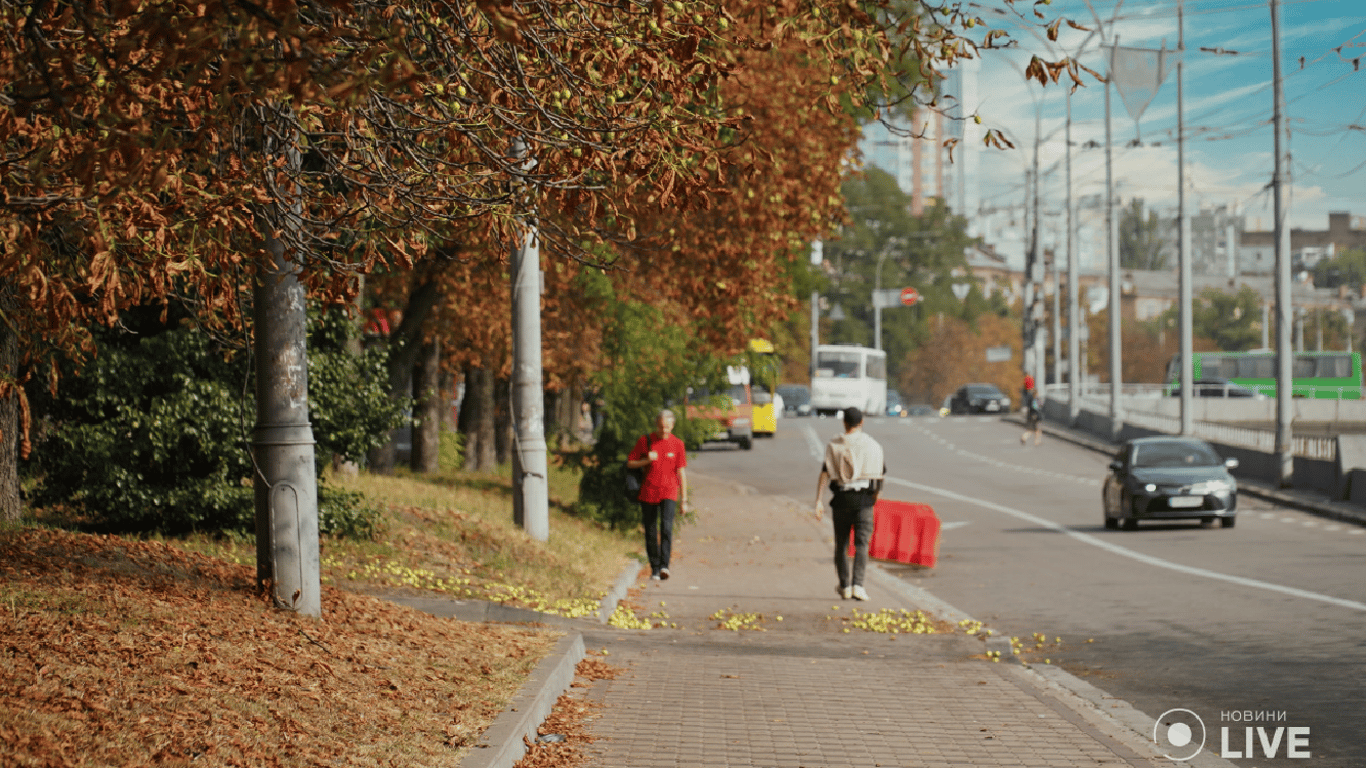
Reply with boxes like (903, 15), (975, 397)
(411, 338), (441, 473)
(0, 283), (20, 523)
(461, 365), (496, 472)
(441, 369), (458, 431)
(494, 375), (512, 467)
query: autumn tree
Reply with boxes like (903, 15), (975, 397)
(3, 0), (1081, 526)
(1120, 199), (1168, 271)
(899, 312), (1020, 406)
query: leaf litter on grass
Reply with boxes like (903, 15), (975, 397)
(0, 527), (559, 768)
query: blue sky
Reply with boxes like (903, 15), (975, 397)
(954, 0), (1364, 265)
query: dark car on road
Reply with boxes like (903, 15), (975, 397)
(1102, 436), (1239, 530)
(949, 383), (1012, 415)
(777, 384), (811, 417)
(886, 390), (904, 417)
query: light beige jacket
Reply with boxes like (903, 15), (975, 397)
(823, 430), (885, 489)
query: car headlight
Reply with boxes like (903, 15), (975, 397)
(1144, 483), (1157, 492)
(1189, 480), (1232, 495)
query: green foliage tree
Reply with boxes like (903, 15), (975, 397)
(574, 271), (716, 530)
(1154, 286), (1262, 353)
(1120, 199), (1167, 270)
(26, 307), (404, 537)
(1312, 248), (1366, 291)
(820, 168), (976, 384)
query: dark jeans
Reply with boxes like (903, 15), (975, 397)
(641, 499), (677, 574)
(831, 493), (875, 588)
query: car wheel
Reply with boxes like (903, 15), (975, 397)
(740, 436), (753, 451)
(1220, 516), (1236, 529)
(1120, 497), (1139, 530)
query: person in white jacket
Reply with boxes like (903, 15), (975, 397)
(813, 407), (885, 601)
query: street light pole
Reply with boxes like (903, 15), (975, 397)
(874, 249), (887, 351)
(1067, 87), (1080, 422)
(1106, 39), (1123, 440)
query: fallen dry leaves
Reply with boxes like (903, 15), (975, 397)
(511, 657), (622, 768)
(0, 528), (559, 767)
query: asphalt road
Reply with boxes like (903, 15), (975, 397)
(688, 414), (1366, 768)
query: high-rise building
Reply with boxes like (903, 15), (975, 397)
(860, 108), (946, 216)
(940, 58), (981, 232)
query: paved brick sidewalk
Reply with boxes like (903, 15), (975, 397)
(574, 472), (1176, 768)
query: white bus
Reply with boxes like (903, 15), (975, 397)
(810, 344), (888, 416)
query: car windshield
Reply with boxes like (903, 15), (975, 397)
(778, 386), (809, 404)
(1132, 441), (1223, 468)
(966, 385), (1003, 397)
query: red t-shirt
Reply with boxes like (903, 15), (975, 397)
(628, 432), (687, 504)
(1023, 374), (1035, 392)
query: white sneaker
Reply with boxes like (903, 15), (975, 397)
(851, 585), (869, 601)
(839, 586), (852, 600)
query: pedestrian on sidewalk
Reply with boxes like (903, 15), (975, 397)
(813, 407), (884, 601)
(1021, 376), (1042, 446)
(627, 409), (689, 581)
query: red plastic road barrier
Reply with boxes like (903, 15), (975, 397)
(848, 500), (940, 568)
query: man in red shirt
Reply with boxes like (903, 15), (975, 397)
(627, 409), (689, 580)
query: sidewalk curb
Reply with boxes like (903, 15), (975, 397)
(464, 559), (640, 768)
(597, 560), (643, 624)
(871, 561), (1238, 767)
(463, 632), (586, 768)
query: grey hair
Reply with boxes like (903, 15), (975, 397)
(658, 409), (676, 421)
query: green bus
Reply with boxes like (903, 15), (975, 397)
(1165, 351), (1362, 399)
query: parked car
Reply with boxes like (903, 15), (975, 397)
(1168, 378), (1267, 399)
(886, 390), (905, 417)
(685, 374), (754, 450)
(1102, 436), (1239, 530)
(949, 383), (1012, 415)
(906, 404), (937, 417)
(777, 384), (812, 417)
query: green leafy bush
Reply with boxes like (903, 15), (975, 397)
(575, 272), (718, 529)
(26, 307), (403, 538)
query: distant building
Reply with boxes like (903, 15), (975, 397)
(1117, 270), (1351, 323)
(960, 243), (1019, 301)
(1240, 211), (1366, 275)
(860, 108), (948, 216)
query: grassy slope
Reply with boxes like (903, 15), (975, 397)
(1, 462), (639, 768)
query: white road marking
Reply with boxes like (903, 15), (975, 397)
(802, 424), (824, 461)
(940, 521), (971, 531)
(885, 476), (1366, 613)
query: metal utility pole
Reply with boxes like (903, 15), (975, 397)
(1053, 245), (1062, 389)
(1066, 88), (1080, 422)
(1271, 0), (1294, 485)
(811, 240), (822, 382)
(1106, 38), (1124, 440)
(510, 138), (549, 541)
(1022, 168), (1036, 385)
(874, 249), (887, 351)
(252, 104), (320, 618)
(1031, 137), (1046, 398)
(1177, 0), (1194, 436)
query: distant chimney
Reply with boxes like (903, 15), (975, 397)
(1329, 211), (1350, 235)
